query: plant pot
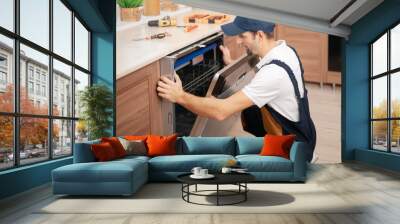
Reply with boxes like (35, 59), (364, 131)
(120, 7), (142, 22)
(143, 0), (160, 16)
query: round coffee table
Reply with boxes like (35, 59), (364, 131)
(177, 172), (255, 206)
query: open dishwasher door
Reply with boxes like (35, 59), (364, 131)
(190, 53), (259, 136)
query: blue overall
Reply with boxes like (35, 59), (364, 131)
(241, 47), (316, 162)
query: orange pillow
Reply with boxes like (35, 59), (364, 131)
(259, 134), (296, 159)
(101, 137), (126, 158)
(91, 142), (117, 161)
(146, 134), (177, 157)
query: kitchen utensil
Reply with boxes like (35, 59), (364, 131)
(132, 32), (171, 41)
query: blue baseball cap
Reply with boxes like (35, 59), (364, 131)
(221, 16), (275, 36)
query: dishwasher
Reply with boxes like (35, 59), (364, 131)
(159, 32), (259, 136)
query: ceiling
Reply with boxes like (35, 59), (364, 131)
(173, 0), (384, 38)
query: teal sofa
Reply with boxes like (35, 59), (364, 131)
(52, 137), (308, 196)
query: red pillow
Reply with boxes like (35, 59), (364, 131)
(91, 142), (117, 161)
(146, 134), (177, 157)
(259, 134), (296, 159)
(101, 137), (126, 158)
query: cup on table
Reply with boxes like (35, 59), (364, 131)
(199, 168), (208, 176)
(191, 167), (202, 176)
(221, 167), (232, 174)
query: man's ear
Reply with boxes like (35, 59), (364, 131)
(256, 31), (265, 40)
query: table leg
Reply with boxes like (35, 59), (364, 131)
(245, 183), (247, 201)
(195, 184), (197, 192)
(217, 184), (219, 206)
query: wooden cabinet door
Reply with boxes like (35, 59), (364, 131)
(116, 61), (162, 136)
(276, 25), (328, 85)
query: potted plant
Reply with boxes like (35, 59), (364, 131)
(79, 84), (113, 140)
(118, 0), (143, 22)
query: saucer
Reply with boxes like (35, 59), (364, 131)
(190, 174), (215, 179)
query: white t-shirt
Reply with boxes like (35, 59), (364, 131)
(241, 40), (304, 122)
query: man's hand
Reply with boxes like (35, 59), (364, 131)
(219, 45), (233, 65)
(157, 74), (185, 103)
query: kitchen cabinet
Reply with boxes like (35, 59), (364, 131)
(116, 61), (163, 136)
(275, 25), (341, 87)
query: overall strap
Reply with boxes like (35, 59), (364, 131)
(257, 46), (306, 93)
(259, 59), (302, 101)
(287, 46), (306, 89)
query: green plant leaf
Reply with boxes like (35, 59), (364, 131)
(117, 0), (143, 8)
(79, 84), (113, 140)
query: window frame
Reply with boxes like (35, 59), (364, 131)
(0, 0), (92, 171)
(370, 19), (400, 154)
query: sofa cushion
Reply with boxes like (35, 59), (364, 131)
(91, 142), (118, 161)
(149, 154), (235, 172)
(178, 137), (235, 155)
(236, 155), (293, 172)
(118, 138), (147, 156)
(147, 134), (178, 157)
(74, 139), (100, 163)
(235, 137), (263, 155)
(260, 135), (295, 159)
(52, 159), (147, 183)
(101, 137), (127, 158)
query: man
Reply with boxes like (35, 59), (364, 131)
(157, 16), (316, 161)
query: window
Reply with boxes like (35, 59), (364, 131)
(28, 67), (34, 80)
(42, 85), (46, 97)
(370, 22), (400, 154)
(0, 54), (7, 67)
(0, 71), (6, 85)
(36, 83), (41, 95)
(0, 1), (91, 170)
(0, 54), (7, 88)
(35, 70), (41, 81)
(28, 81), (34, 94)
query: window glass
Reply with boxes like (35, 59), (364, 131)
(53, 119), (72, 157)
(0, 35), (14, 113)
(0, 116), (13, 170)
(372, 121), (388, 151)
(391, 72), (400, 118)
(53, 59), (72, 117)
(20, 44), (49, 115)
(391, 120), (400, 153)
(75, 120), (88, 143)
(20, 0), (49, 49)
(74, 69), (89, 118)
(20, 117), (49, 165)
(0, 0), (14, 31)
(53, 0), (72, 60)
(372, 76), (387, 119)
(372, 33), (387, 76)
(74, 18), (89, 70)
(391, 24), (400, 70)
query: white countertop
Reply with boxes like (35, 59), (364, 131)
(117, 8), (233, 79)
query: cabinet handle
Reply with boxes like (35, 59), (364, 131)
(168, 112), (172, 124)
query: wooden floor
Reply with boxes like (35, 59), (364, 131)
(1, 162), (400, 224)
